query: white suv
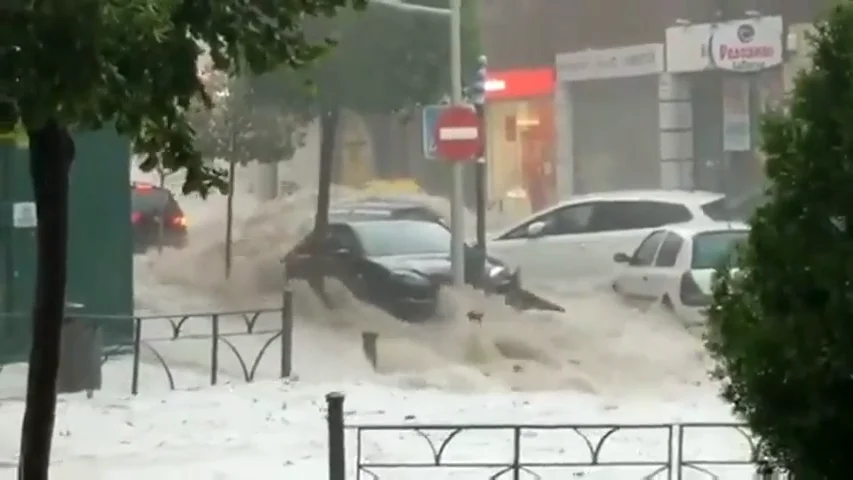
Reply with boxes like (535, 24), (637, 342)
(487, 190), (731, 292)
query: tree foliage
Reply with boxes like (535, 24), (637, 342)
(191, 64), (311, 166)
(1, 0), (362, 193)
(705, 4), (853, 478)
(277, 0), (481, 119)
(0, 0), (363, 478)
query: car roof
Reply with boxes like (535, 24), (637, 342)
(329, 199), (442, 221)
(560, 189), (724, 206)
(300, 203), (441, 235)
(661, 221), (750, 238)
(333, 198), (435, 211)
(131, 182), (171, 195)
(344, 218), (444, 228)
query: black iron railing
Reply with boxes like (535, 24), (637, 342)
(324, 392), (791, 480)
(0, 290), (294, 395)
(125, 301), (293, 394)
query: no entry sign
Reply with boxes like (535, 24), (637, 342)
(434, 105), (481, 162)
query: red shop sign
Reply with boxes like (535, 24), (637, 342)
(486, 67), (556, 101)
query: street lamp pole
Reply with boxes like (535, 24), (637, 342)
(448, 0), (465, 286)
(370, 0), (465, 286)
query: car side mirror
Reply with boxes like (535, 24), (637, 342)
(613, 252), (630, 263)
(526, 221), (547, 238)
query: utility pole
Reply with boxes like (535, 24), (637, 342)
(470, 55), (488, 285)
(448, 0), (465, 286)
(371, 0), (464, 285)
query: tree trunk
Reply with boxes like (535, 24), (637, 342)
(310, 108), (340, 303)
(18, 119), (74, 480)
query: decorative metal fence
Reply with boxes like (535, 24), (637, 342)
(324, 392), (791, 480)
(0, 290), (294, 395)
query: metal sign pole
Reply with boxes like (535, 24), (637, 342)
(472, 55), (488, 286)
(449, 0), (465, 286)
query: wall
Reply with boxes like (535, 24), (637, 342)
(665, 15), (786, 193)
(278, 111), (445, 197)
(0, 129), (134, 363)
(481, 0), (680, 69)
(785, 23), (816, 91)
(484, 98), (555, 213)
(480, 0), (825, 72)
(555, 43), (666, 195)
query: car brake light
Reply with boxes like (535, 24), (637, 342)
(679, 271), (710, 307)
(131, 212), (141, 223)
(133, 182), (154, 191)
(172, 215), (187, 227)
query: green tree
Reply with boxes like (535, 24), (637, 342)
(191, 68), (310, 167)
(0, 0), (363, 477)
(705, 4), (853, 478)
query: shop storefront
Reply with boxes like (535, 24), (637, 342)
(665, 16), (785, 194)
(555, 43), (665, 195)
(484, 67), (556, 214)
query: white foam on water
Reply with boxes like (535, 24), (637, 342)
(132, 166), (714, 398)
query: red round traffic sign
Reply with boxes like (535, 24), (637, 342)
(433, 105), (481, 162)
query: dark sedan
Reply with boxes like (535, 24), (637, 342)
(131, 182), (188, 253)
(284, 219), (524, 321)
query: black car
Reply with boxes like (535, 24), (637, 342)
(284, 218), (533, 321)
(131, 182), (188, 253)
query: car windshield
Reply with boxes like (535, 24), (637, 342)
(353, 220), (450, 257)
(692, 230), (749, 269)
(131, 187), (170, 213)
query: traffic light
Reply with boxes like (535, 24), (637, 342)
(469, 55), (488, 106)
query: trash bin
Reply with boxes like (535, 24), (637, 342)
(57, 317), (102, 395)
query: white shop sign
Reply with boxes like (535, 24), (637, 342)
(556, 44), (664, 82)
(666, 16), (783, 73)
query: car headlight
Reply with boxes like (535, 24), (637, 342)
(487, 265), (508, 279)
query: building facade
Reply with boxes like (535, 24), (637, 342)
(481, 0), (826, 197)
(484, 66), (556, 214)
(555, 43), (666, 195)
(665, 15), (786, 194)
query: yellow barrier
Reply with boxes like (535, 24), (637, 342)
(361, 178), (424, 196)
(0, 123), (28, 147)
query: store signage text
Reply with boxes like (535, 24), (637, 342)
(556, 44), (664, 82)
(709, 21), (782, 72)
(665, 16), (783, 73)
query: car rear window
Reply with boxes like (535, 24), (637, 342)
(132, 187), (172, 213)
(691, 230), (749, 269)
(701, 192), (766, 221)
